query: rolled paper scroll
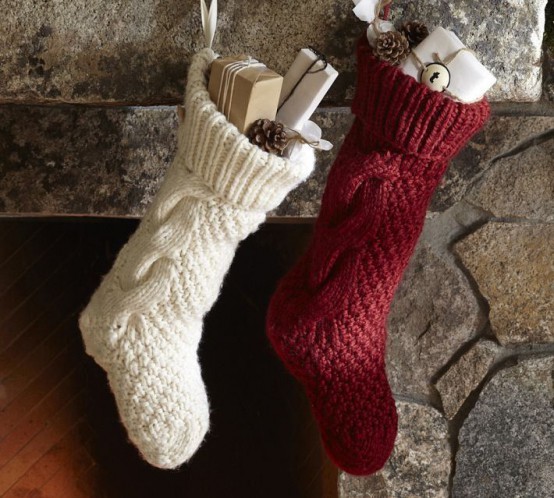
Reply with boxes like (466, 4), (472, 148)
(277, 48), (338, 132)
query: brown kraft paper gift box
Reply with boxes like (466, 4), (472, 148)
(208, 56), (283, 133)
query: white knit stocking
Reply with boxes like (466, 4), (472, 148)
(79, 48), (315, 469)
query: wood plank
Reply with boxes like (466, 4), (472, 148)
(0, 231), (65, 298)
(0, 257), (73, 346)
(0, 221), (106, 497)
(0, 336), (80, 432)
(0, 368), (80, 467)
(2, 421), (93, 498)
(0, 224), (46, 267)
(0, 393), (85, 496)
(0, 295), (80, 378)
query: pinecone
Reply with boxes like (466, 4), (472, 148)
(400, 21), (429, 48)
(374, 31), (410, 65)
(247, 119), (289, 155)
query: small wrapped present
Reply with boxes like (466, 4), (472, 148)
(277, 48), (338, 132)
(208, 56), (283, 133)
(399, 27), (496, 103)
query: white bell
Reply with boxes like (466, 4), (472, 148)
(420, 62), (451, 92)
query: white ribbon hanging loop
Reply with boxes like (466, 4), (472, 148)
(352, 0), (380, 23)
(200, 0), (218, 49)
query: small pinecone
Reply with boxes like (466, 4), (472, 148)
(400, 21), (429, 48)
(374, 31), (410, 65)
(247, 119), (288, 155)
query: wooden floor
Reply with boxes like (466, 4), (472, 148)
(0, 219), (337, 498)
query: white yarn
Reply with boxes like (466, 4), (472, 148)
(79, 48), (315, 469)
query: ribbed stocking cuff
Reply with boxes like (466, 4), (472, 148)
(352, 37), (490, 160)
(176, 48), (315, 213)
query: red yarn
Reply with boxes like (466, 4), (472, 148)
(266, 37), (490, 476)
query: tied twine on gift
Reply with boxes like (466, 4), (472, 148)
(247, 119), (330, 156)
(410, 47), (476, 101)
(284, 119), (333, 153)
(277, 47), (329, 112)
(285, 129), (320, 150)
(216, 58), (266, 117)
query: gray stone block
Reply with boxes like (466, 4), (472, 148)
(3, 106), (552, 219)
(433, 116), (554, 212)
(0, 105), (351, 219)
(435, 340), (499, 419)
(339, 401), (450, 498)
(387, 243), (485, 399)
(465, 126), (554, 222)
(0, 105), (178, 218)
(0, 0), (359, 105)
(453, 357), (554, 498)
(455, 222), (554, 345)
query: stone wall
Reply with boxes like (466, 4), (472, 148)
(0, 0), (553, 496)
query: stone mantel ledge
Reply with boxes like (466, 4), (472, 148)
(1, 105), (553, 220)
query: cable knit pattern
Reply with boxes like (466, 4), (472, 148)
(266, 37), (490, 476)
(79, 48), (315, 470)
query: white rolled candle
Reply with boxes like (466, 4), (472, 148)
(399, 27), (496, 103)
(277, 48), (338, 132)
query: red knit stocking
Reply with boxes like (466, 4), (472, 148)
(266, 37), (490, 476)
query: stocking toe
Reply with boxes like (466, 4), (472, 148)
(317, 386), (398, 475)
(108, 358), (210, 469)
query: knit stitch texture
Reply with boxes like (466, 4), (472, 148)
(266, 37), (490, 476)
(79, 48), (315, 469)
